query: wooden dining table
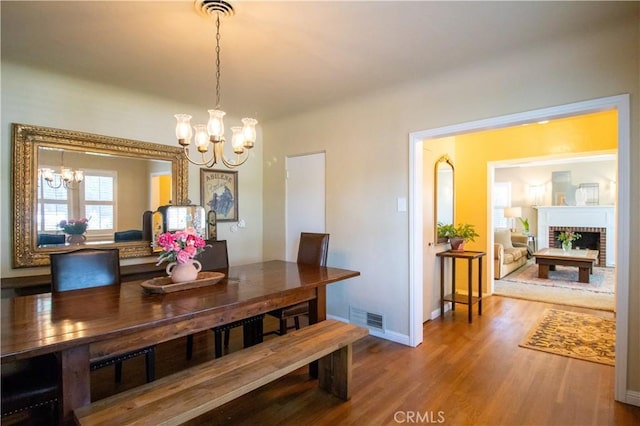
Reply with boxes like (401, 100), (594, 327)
(1, 260), (360, 424)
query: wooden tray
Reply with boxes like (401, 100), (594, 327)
(140, 271), (225, 294)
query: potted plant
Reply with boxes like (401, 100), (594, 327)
(437, 222), (479, 251)
(518, 217), (530, 234)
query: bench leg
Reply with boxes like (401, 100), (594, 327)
(318, 344), (353, 401)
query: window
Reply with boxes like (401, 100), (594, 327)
(493, 181), (511, 229)
(37, 171), (69, 232)
(81, 172), (116, 233)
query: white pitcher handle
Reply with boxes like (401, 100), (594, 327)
(193, 260), (202, 273)
(166, 262), (176, 276)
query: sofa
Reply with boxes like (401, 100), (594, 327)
(494, 229), (529, 279)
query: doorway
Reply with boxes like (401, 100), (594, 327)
(409, 94), (631, 402)
(285, 152), (326, 261)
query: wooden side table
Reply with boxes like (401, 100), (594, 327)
(436, 250), (486, 323)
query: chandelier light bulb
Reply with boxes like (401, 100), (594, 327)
(41, 168), (55, 183)
(73, 170), (84, 183)
(230, 126), (245, 153)
(207, 109), (226, 142)
(241, 118), (257, 148)
(174, 114), (193, 145)
(193, 124), (210, 152)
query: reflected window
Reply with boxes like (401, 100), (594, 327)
(37, 171), (69, 232)
(82, 172), (116, 232)
(493, 181), (511, 229)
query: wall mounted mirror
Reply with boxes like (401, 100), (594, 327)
(434, 155), (454, 244)
(12, 123), (189, 268)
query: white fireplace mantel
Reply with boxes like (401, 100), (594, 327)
(535, 206), (615, 266)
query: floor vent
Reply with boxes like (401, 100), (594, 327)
(349, 306), (384, 331)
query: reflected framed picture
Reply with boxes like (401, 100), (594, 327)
(200, 169), (238, 222)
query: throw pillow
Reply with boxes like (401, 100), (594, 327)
(494, 229), (513, 249)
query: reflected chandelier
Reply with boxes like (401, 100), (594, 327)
(39, 151), (84, 190)
(175, 0), (257, 169)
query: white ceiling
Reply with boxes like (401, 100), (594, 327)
(1, 1), (635, 121)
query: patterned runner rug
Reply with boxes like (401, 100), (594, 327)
(520, 308), (615, 366)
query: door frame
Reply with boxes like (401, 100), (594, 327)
(408, 94), (631, 402)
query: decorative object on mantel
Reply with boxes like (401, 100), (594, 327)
(578, 183), (599, 205)
(557, 230), (581, 251)
(155, 228), (207, 283)
(59, 218), (89, 245)
(437, 222), (479, 251)
(174, 0), (257, 169)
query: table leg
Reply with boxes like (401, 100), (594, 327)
(308, 286), (327, 378)
(578, 267), (590, 283)
(60, 345), (90, 425)
(440, 256), (445, 319)
(467, 259), (472, 323)
(451, 259), (456, 312)
(478, 256), (483, 316)
(538, 264), (549, 279)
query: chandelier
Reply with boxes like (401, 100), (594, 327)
(39, 151), (84, 190)
(175, 0), (257, 169)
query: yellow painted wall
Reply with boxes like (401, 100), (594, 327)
(448, 110), (618, 291)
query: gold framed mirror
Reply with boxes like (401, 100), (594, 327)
(434, 155), (454, 244)
(12, 123), (189, 268)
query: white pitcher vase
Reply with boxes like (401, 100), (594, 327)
(166, 259), (202, 283)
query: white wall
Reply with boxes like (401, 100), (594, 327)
(495, 159), (617, 234)
(1, 62), (263, 278)
(261, 15), (639, 389)
(496, 160), (617, 207)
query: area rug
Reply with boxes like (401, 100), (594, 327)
(519, 308), (615, 366)
(494, 260), (615, 311)
(501, 262), (614, 294)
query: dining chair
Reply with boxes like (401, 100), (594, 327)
(1, 353), (60, 424)
(265, 232), (330, 335)
(185, 240), (264, 359)
(114, 229), (144, 242)
(49, 248), (155, 383)
(37, 233), (66, 246)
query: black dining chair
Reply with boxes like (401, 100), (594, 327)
(38, 233), (66, 246)
(185, 240), (264, 359)
(1, 353), (60, 425)
(49, 248), (155, 383)
(265, 232), (330, 336)
(114, 229), (143, 242)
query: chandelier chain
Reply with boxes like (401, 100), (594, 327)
(215, 14), (221, 109)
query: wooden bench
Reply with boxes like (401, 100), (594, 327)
(74, 319), (368, 425)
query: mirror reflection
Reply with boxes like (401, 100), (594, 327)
(37, 147), (173, 246)
(12, 123), (188, 268)
(434, 155), (454, 244)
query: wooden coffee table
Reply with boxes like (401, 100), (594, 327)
(533, 248), (599, 283)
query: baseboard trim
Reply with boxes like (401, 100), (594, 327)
(327, 314), (411, 346)
(624, 390), (640, 407)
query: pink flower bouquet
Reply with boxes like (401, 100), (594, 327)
(58, 218), (89, 235)
(156, 228), (206, 265)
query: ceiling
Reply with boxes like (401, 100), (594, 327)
(1, 1), (635, 122)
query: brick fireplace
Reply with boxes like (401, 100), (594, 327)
(548, 226), (606, 266)
(535, 206), (615, 267)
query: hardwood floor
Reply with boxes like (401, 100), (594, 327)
(90, 296), (640, 425)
